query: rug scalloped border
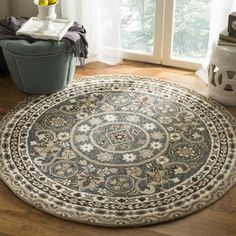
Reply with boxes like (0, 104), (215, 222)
(0, 74), (236, 227)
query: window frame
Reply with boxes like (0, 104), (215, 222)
(122, 0), (208, 70)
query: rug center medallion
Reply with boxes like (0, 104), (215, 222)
(71, 112), (169, 166)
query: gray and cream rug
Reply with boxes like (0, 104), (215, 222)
(0, 75), (236, 227)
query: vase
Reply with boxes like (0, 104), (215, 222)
(34, 0), (59, 33)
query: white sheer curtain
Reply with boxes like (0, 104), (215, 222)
(61, 0), (122, 65)
(0, 0), (9, 18)
(196, 0), (236, 82)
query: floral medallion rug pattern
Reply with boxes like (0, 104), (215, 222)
(0, 75), (236, 227)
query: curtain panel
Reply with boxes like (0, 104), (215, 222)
(61, 0), (122, 65)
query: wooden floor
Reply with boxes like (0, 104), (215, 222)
(0, 61), (236, 236)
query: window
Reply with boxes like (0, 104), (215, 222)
(120, 0), (156, 54)
(172, 0), (211, 60)
(120, 0), (213, 69)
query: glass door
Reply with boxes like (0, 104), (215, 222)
(162, 0), (212, 69)
(120, 0), (164, 64)
(120, 0), (213, 70)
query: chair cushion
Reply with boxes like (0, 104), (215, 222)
(6, 40), (68, 56)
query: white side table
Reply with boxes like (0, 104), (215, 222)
(208, 42), (236, 106)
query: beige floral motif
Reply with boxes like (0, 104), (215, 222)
(134, 96), (152, 108)
(78, 96), (97, 113)
(156, 156), (169, 165)
(57, 132), (70, 140)
(69, 98), (77, 103)
(109, 130), (128, 143)
(139, 149), (153, 159)
(123, 153), (137, 162)
(97, 167), (118, 176)
(61, 149), (76, 159)
(182, 111), (195, 122)
(100, 104), (114, 112)
(82, 164), (96, 172)
(151, 131), (164, 140)
(159, 116), (173, 124)
(106, 175), (133, 193)
(34, 140), (61, 158)
(81, 143), (94, 152)
(56, 179), (71, 186)
(151, 141), (163, 150)
(89, 117), (103, 126)
(104, 114), (117, 122)
(49, 117), (67, 127)
(76, 112), (89, 120)
(145, 111), (155, 117)
(157, 104), (175, 114)
(78, 125), (91, 133)
(77, 169), (104, 190)
(51, 161), (77, 178)
(167, 126), (175, 132)
(170, 133), (182, 141)
(176, 146), (196, 158)
(107, 93), (130, 106)
(138, 139), (147, 145)
(192, 132), (201, 139)
(175, 122), (199, 133)
(146, 167), (163, 185)
(144, 123), (156, 130)
(97, 188), (109, 195)
(60, 141), (70, 148)
(126, 167), (142, 177)
(198, 127), (205, 132)
(75, 134), (89, 143)
(97, 152), (113, 162)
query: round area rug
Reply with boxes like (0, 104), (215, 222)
(0, 75), (236, 227)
